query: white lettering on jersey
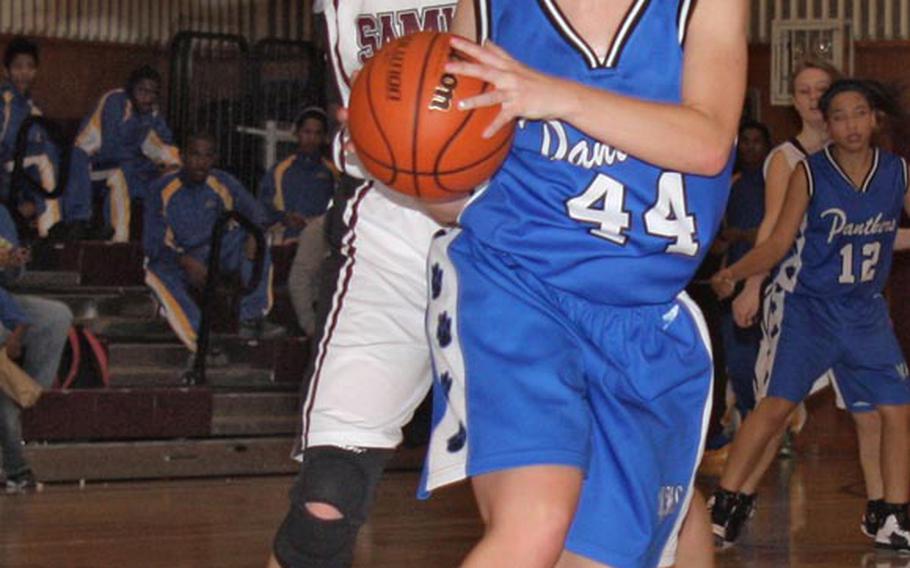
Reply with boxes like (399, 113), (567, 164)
(526, 119), (628, 170)
(821, 208), (898, 244)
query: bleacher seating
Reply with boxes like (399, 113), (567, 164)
(13, 242), (310, 481)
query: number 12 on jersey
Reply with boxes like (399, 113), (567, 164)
(566, 172), (699, 256)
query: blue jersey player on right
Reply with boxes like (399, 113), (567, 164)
(711, 80), (910, 552)
(417, 0), (748, 567)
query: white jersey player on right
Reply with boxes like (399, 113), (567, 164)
(268, 2), (454, 567)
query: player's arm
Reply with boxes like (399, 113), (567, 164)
(416, 0), (478, 225)
(712, 164), (811, 295)
(737, 151), (793, 287)
(450, 0), (477, 41)
(447, 0), (747, 176)
(896, 229), (910, 251)
(898, 176), (910, 251)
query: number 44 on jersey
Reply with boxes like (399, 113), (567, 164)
(566, 172), (700, 256)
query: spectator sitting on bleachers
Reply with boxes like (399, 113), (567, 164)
(0, 37), (61, 238)
(60, 65), (180, 243)
(258, 107), (335, 244)
(0, 202), (72, 493)
(258, 107), (335, 335)
(143, 132), (282, 360)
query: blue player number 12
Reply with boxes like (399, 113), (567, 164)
(566, 172), (699, 256)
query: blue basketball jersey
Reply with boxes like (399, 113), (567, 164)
(778, 147), (908, 299)
(459, 0), (733, 305)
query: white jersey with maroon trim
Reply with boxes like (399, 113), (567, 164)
(324, 0), (455, 178)
(297, 1), (454, 455)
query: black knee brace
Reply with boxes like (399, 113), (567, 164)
(273, 446), (394, 568)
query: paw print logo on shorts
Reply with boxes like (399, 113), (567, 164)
(431, 263), (443, 300)
(447, 422), (467, 453)
(439, 371), (453, 396)
(437, 312), (452, 347)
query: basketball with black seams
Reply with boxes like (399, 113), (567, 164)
(347, 31), (515, 201)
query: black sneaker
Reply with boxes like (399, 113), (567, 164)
(708, 489), (737, 548)
(239, 319), (285, 340)
(5, 469), (42, 494)
(726, 492), (757, 544)
(708, 489), (756, 548)
(864, 499), (886, 539)
(876, 505), (910, 553)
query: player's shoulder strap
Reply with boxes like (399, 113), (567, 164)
(900, 155), (909, 193)
(473, 0), (492, 43)
(797, 157), (816, 198)
(478, 0), (696, 48)
(788, 137), (809, 158)
(677, 0), (699, 46)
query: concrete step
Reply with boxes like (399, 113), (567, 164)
(11, 283), (148, 296)
(212, 392), (299, 435)
(88, 316), (176, 341)
(23, 436), (299, 482)
(107, 338), (298, 369)
(47, 292), (159, 321)
(110, 365), (276, 388)
(16, 270), (81, 288)
(108, 343), (190, 368)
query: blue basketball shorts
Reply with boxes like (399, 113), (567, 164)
(757, 290), (910, 411)
(419, 229), (714, 568)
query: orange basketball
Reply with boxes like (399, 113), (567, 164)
(347, 31), (515, 201)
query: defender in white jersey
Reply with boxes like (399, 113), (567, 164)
(269, 2), (454, 567)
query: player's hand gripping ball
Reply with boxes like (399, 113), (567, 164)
(347, 31), (515, 201)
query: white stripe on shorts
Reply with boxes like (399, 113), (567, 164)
(659, 292), (715, 568)
(423, 228), (471, 493)
(754, 282), (834, 403)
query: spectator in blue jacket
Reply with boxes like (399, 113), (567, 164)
(0, 203), (72, 492)
(0, 37), (61, 237)
(258, 107), (335, 244)
(62, 65), (180, 242)
(143, 132), (281, 355)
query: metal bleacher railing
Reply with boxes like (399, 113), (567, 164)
(167, 31), (325, 193)
(182, 210), (266, 387)
(10, 116), (69, 202)
(751, 0), (910, 42)
(0, 0), (315, 46)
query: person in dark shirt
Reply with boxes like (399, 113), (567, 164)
(717, 121), (772, 416)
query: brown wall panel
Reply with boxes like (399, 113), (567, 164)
(0, 34), (167, 123)
(748, 41), (910, 144)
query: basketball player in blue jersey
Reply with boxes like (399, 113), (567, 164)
(711, 80), (910, 551)
(417, 1), (747, 566)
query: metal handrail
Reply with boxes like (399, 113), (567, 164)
(183, 209), (266, 386)
(9, 116), (69, 201)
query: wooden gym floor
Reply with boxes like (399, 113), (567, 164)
(0, 391), (903, 568)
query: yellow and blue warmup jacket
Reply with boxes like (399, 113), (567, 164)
(257, 151), (335, 241)
(143, 169), (273, 351)
(0, 205), (28, 330)
(63, 88), (180, 241)
(0, 81), (61, 236)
